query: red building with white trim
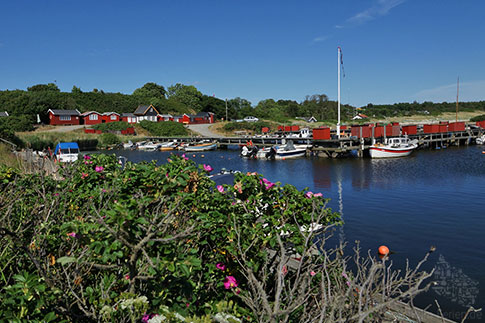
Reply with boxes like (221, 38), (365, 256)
(81, 111), (102, 125)
(48, 109), (81, 125)
(102, 112), (120, 123)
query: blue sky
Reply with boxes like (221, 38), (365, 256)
(1, 0), (484, 107)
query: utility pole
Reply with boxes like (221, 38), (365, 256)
(225, 99), (228, 122)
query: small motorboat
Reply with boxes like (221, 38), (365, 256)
(369, 136), (418, 158)
(274, 141), (307, 159)
(256, 147), (277, 160)
(54, 142), (80, 163)
(137, 141), (161, 151)
(476, 135), (485, 145)
(159, 141), (177, 151)
(241, 144), (259, 158)
(123, 140), (134, 149)
(184, 142), (217, 152)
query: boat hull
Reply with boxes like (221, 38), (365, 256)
(275, 148), (307, 159)
(369, 146), (415, 158)
(184, 143), (217, 152)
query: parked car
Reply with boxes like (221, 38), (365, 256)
(243, 116), (259, 122)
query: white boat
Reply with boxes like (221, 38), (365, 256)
(54, 142), (80, 163)
(123, 140), (134, 149)
(274, 141), (307, 159)
(476, 135), (485, 145)
(369, 137), (418, 158)
(159, 141), (177, 151)
(256, 147), (277, 159)
(184, 142), (217, 152)
(137, 141), (160, 151)
(241, 145), (259, 158)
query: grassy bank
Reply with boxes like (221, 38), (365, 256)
(0, 143), (22, 168)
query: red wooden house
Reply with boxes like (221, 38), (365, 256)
(48, 109), (81, 125)
(191, 112), (215, 124)
(121, 113), (137, 124)
(158, 114), (173, 122)
(102, 112), (120, 123)
(81, 111), (103, 125)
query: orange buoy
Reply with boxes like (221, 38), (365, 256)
(192, 154), (196, 157)
(482, 151), (485, 154)
(201, 154), (204, 158)
(378, 245), (389, 256)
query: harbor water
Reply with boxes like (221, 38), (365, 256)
(101, 145), (485, 321)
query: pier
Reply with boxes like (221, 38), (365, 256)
(145, 123), (484, 158)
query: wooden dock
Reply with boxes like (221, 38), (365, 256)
(145, 125), (484, 158)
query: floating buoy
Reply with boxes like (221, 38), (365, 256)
(192, 154), (196, 157)
(378, 245), (389, 256)
(482, 151), (485, 154)
(201, 154), (204, 158)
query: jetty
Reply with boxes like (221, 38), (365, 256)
(145, 121), (485, 158)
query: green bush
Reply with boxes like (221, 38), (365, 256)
(99, 133), (120, 146)
(470, 114), (485, 122)
(0, 115), (35, 133)
(139, 120), (188, 136)
(0, 154), (340, 321)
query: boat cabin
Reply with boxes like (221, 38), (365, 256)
(387, 137), (410, 147)
(54, 142), (80, 162)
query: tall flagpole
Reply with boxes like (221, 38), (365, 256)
(337, 47), (341, 139)
(456, 77), (459, 123)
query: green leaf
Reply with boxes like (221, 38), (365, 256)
(57, 256), (77, 265)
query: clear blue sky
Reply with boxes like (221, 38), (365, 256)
(1, 0), (484, 108)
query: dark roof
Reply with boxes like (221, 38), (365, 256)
(133, 105), (159, 116)
(0, 111), (8, 117)
(122, 113), (135, 117)
(194, 111), (213, 117)
(48, 109), (80, 116)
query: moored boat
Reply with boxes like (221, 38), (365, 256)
(159, 141), (177, 151)
(54, 142), (80, 162)
(369, 137), (418, 158)
(184, 142), (217, 152)
(274, 141), (307, 159)
(137, 142), (161, 151)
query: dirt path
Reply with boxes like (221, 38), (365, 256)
(187, 123), (223, 137)
(37, 125), (87, 133)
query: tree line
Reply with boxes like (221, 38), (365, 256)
(1, 82), (485, 128)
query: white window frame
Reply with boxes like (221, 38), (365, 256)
(60, 115), (71, 121)
(110, 115), (117, 120)
(89, 114), (98, 120)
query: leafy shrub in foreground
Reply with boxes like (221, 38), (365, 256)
(0, 155), (438, 322)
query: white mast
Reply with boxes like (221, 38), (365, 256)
(337, 46), (341, 139)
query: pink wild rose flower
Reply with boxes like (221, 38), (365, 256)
(223, 276), (238, 289)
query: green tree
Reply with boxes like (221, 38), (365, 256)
(200, 95), (225, 119)
(167, 83), (202, 111)
(133, 82), (166, 99)
(27, 83), (60, 92)
(71, 85), (82, 94)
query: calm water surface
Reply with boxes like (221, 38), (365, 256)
(101, 146), (485, 321)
